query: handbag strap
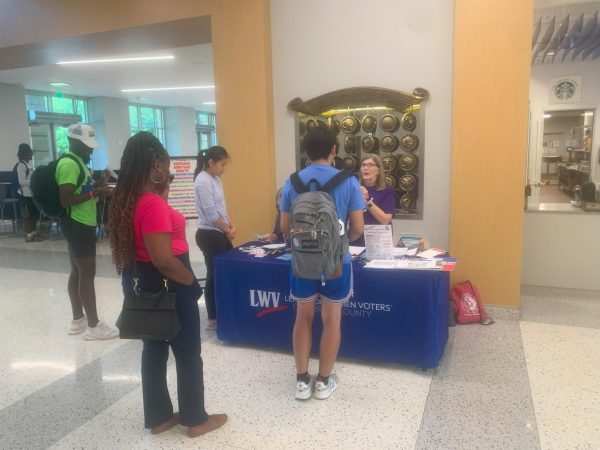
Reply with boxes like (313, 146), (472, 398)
(132, 258), (170, 294)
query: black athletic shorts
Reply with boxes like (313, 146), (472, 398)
(60, 215), (97, 258)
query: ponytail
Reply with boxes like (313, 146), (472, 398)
(195, 145), (229, 179)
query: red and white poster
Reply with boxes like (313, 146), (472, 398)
(168, 157), (197, 219)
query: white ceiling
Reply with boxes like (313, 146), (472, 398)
(0, 44), (215, 112)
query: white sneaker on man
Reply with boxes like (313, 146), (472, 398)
(68, 316), (87, 335)
(295, 375), (314, 400)
(83, 321), (119, 340)
(313, 374), (339, 400)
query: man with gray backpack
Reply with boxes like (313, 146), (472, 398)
(280, 127), (364, 401)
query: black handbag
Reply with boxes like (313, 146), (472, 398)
(117, 275), (181, 341)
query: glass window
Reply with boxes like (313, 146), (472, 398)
(75, 100), (87, 123)
(129, 104), (166, 146)
(54, 126), (70, 157)
(51, 97), (74, 114)
(26, 94), (48, 112)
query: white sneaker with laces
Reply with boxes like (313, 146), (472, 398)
(83, 321), (119, 340)
(68, 316), (87, 335)
(313, 374), (339, 400)
(295, 375), (314, 400)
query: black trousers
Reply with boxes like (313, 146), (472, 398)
(122, 254), (209, 428)
(195, 228), (233, 320)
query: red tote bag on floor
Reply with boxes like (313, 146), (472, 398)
(451, 280), (492, 325)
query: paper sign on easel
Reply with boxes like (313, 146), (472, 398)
(364, 224), (394, 260)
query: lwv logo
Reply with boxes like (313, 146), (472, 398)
(249, 289), (288, 317)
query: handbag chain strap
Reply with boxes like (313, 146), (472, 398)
(132, 258), (169, 294)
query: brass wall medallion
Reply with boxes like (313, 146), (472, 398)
(399, 174), (417, 191)
(384, 173), (398, 189)
(328, 119), (341, 135)
(401, 113), (417, 131)
(399, 193), (414, 210)
(399, 153), (418, 171)
(380, 114), (400, 133)
(400, 134), (419, 151)
(342, 156), (360, 172)
(380, 135), (400, 153)
(306, 119), (317, 132)
(361, 135), (379, 153)
(344, 136), (357, 154)
(361, 115), (377, 133)
(381, 155), (398, 172)
(317, 119), (328, 129)
(341, 116), (361, 134)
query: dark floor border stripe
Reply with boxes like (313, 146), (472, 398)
(414, 319), (541, 450)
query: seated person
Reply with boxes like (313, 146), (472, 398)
(350, 154), (395, 246)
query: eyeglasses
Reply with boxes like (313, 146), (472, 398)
(361, 162), (378, 168)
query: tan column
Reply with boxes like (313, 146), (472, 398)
(450, 0), (533, 307)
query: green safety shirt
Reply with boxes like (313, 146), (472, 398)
(55, 151), (97, 226)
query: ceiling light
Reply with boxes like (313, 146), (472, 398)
(546, 52), (555, 56)
(582, 112), (593, 116)
(544, 114), (552, 118)
(136, 97), (150, 101)
(121, 85), (214, 93)
(49, 82), (72, 87)
(57, 55), (174, 65)
(203, 101), (216, 105)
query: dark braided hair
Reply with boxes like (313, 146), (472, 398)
(194, 145), (229, 179)
(108, 132), (169, 271)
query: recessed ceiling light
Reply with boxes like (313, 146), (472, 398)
(49, 82), (72, 87)
(546, 52), (555, 56)
(136, 97), (150, 101)
(57, 55), (174, 65)
(121, 85), (214, 93)
(203, 101), (216, 105)
(544, 114), (552, 118)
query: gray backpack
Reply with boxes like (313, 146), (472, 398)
(289, 170), (354, 283)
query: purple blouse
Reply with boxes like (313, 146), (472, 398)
(350, 185), (395, 246)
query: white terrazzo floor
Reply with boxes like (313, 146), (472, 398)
(0, 225), (599, 449)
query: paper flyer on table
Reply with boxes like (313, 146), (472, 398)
(364, 224), (394, 260)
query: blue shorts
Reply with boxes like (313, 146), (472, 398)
(290, 262), (353, 303)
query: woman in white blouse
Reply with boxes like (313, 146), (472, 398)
(194, 146), (236, 331)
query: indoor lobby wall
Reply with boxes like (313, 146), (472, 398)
(451, 0), (533, 307)
(0, 82), (30, 169)
(0, 0), (275, 244)
(270, 0), (454, 249)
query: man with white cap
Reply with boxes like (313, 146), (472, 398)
(56, 123), (118, 340)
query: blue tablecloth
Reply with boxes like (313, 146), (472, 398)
(214, 244), (449, 368)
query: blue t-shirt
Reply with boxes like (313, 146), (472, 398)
(280, 163), (365, 260)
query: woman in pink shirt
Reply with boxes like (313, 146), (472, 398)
(108, 132), (227, 438)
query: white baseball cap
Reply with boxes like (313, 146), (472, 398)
(67, 123), (100, 149)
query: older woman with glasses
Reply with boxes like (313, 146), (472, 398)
(350, 154), (396, 246)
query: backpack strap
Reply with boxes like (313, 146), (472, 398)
(60, 153), (88, 217)
(321, 170), (355, 193)
(290, 171), (309, 194)
(61, 153), (87, 189)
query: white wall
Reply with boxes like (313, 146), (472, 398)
(270, 0), (454, 249)
(87, 96), (130, 170)
(165, 107), (198, 156)
(529, 61), (600, 185)
(0, 82), (30, 169)
(523, 211), (600, 290)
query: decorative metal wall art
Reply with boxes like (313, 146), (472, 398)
(289, 86), (429, 219)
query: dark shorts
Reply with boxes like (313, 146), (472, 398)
(60, 216), (97, 258)
(17, 195), (39, 219)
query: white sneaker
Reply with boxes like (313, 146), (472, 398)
(295, 375), (314, 400)
(83, 321), (119, 340)
(313, 374), (339, 400)
(68, 316), (87, 335)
